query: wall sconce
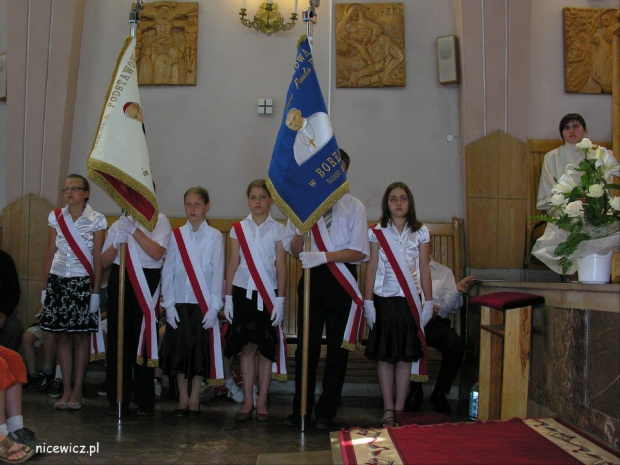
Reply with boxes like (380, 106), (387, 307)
(239, 1), (298, 35)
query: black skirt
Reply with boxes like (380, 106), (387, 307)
(223, 286), (277, 362)
(40, 274), (97, 333)
(364, 295), (424, 364)
(159, 303), (211, 379)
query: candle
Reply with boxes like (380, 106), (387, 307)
(293, 0), (298, 14)
(241, 0), (246, 9)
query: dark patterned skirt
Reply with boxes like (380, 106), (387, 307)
(40, 274), (97, 333)
(159, 303), (211, 379)
(223, 286), (277, 362)
(365, 295), (424, 364)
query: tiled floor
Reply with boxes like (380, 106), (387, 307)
(21, 383), (468, 464)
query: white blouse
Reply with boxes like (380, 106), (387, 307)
(369, 222), (430, 297)
(103, 213), (171, 269)
(161, 220), (224, 311)
(49, 204), (107, 278)
(231, 214), (284, 293)
(282, 193), (370, 264)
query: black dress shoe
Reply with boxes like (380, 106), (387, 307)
(314, 418), (332, 430)
(174, 408), (188, 417)
(406, 383), (424, 412)
(283, 413), (301, 426)
(187, 409), (200, 418)
(137, 407), (154, 416)
(430, 390), (452, 416)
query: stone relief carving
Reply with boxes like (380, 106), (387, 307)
(135, 1), (199, 86)
(563, 7), (619, 94)
(335, 3), (406, 88)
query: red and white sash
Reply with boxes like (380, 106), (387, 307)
(234, 221), (287, 381)
(173, 224), (225, 385)
(311, 217), (364, 351)
(125, 236), (161, 367)
(54, 208), (105, 361)
(372, 225), (428, 382)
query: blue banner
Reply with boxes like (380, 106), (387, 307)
(267, 36), (349, 233)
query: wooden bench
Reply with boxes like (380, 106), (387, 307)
(105, 215), (466, 384)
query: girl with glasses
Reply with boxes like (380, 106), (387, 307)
(40, 174), (107, 410)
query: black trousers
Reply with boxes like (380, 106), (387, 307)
(293, 264), (356, 420)
(414, 316), (465, 394)
(105, 264), (161, 411)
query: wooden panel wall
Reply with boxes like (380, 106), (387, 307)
(1, 194), (55, 326)
(466, 131), (528, 269)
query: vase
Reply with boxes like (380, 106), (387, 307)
(577, 251), (613, 284)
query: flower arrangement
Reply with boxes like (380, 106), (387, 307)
(531, 138), (620, 274)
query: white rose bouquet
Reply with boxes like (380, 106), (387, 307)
(531, 138), (620, 274)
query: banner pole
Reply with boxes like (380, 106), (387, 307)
(299, 0), (319, 433)
(303, 0), (318, 41)
(300, 234), (311, 432)
(116, 241), (126, 420)
(116, 1), (143, 421)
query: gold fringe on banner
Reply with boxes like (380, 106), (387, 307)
(87, 159), (159, 232)
(271, 373), (288, 382)
(88, 36), (132, 156)
(86, 35), (159, 232)
(266, 177), (350, 234)
(207, 378), (224, 387)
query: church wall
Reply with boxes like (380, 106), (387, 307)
(1, 0), (617, 219)
(529, 0), (615, 142)
(66, 0), (461, 223)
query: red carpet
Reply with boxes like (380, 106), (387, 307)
(339, 417), (620, 465)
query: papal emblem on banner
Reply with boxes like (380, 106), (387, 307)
(267, 36), (349, 233)
(87, 36), (159, 232)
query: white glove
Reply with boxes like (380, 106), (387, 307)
(421, 300), (433, 328)
(299, 251), (327, 269)
(363, 300), (376, 330)
(224, 295), (233, 324)
(89, 294), (100, 314)
(113, 229), (129, 249)
(41, 290), (47, 307)
(166, 305), (180, 329)
(202, 308), (218, 329)
(118, 215), (137, 235)
(271, 297), (285, 327)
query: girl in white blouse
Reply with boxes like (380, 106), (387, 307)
(363, 182), (433, 427)
(41, 174), (107, 410)
(160, 187), (224, 417)
(223, 180), (287, 422)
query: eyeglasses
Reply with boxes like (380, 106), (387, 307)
(61, 187), (86, 193)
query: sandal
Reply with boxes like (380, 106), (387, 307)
(381, 409), (396, 428)
(54, 401), (68, 410)
(0, 436), (35, 464)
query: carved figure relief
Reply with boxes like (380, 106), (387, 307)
(135, 1), (199, 86)
(563, 7), (619, 94)
(335, 3), (406, 88)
